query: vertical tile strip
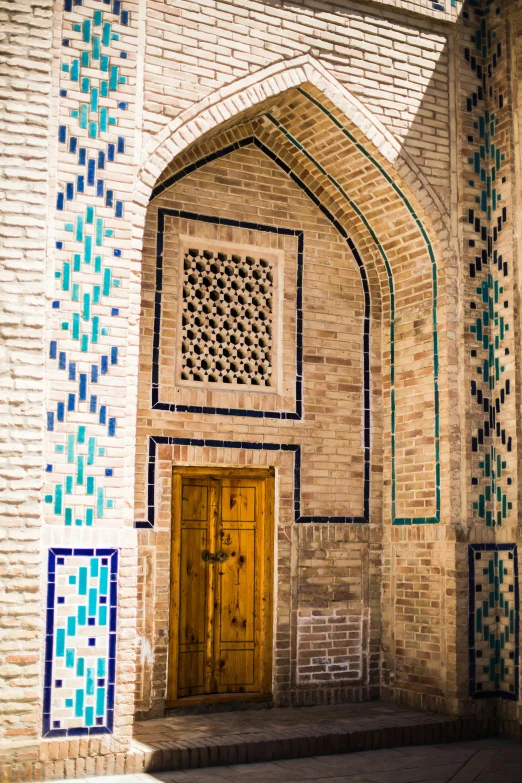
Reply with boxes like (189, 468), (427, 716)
(46, 0), (136, 526)
(463, 0), (514, 528)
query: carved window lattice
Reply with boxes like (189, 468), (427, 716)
(180, 248), (274, 387)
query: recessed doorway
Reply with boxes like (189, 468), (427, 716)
(167, 467), (275, 707)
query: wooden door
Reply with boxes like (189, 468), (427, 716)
(168, 467), (274, 706)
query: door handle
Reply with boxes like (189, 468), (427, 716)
(202, 550), (228, 563)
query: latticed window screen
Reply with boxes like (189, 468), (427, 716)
(180, 247), (275, 387)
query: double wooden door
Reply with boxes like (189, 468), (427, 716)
(167, 467), (274, 706)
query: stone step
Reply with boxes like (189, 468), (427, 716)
(131, 702), (496, 773)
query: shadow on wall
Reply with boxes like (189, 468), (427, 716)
(135, 0), (521, 723)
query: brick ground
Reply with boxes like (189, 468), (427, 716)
(129, 702), (495, 773)
(47, 738), (522, 783)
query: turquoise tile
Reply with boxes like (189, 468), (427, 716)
(88, 588), (97, 616)
(96, 687), (105, 716)
(85, 706), (94, 727)
(78, 567), (87, 596)
(75, 689), (84, 718)
(56, 628), (65, 657)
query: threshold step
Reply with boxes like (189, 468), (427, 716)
(131, 701), (495, 773)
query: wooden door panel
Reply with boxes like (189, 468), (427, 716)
(177, 481), (212, 697)
(218, 650), (255, 688)
(221, 485), (256, 522)
(178, 650), (205, 695)
(182, 483), (208, 520)
(217, 527), (256, 644)
(169, 469), (273, 706)
(179, 527), (207, 647)
(215, 480), (260, 693)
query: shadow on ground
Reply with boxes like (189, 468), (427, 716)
(55, 738), (522, 783)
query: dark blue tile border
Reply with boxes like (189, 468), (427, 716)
(148, 137), (371, 524)
(468, 543), (519, 700)
(42, 548), (118, 738)
(134, 436), (367, 528)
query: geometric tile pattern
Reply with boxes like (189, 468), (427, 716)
(180, 247), (275, 387)
(464, 0), (514, 527)
(43, 548), (118, 736)
(469, 544), (519, 700)
(46, 0), (133, 526)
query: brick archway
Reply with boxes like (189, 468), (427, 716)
(132, 73), (459, 714)
(134, 63), (454, 528)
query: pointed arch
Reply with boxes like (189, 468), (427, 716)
(135, 55), (450, 238)
(131, 56), (456, 526)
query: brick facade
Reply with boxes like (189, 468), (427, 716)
(0, 0), (53, 746)
(2, 0), (522, 779)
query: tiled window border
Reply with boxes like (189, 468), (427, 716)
(153, 207), (303, 419)
(468, 543), (519, 700)
(43, 548), (118, 738)
(134, 436), (367, 528)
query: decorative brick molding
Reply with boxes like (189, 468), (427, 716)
(138, 56), (451, 237)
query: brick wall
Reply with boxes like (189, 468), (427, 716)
(134, 134), (378, 711)
(5, 0), (522, 777)
(142, 0), (452, 208)
(296, 527), (370, 693)
(0, 0), (53, 742)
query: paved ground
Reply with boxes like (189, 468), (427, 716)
(132, 701), (481, 765)
(53, 738), (522, 783)
(133, 702), (459, 746)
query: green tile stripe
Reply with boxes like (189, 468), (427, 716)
(270, 90), (440, 524)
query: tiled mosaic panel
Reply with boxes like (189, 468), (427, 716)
(463, 0), (515, 526)
(181, 247), (275, 387)
(44, 549), (118, 736)
(46, 0), (134, 525)
(469, 544), (519, 699)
